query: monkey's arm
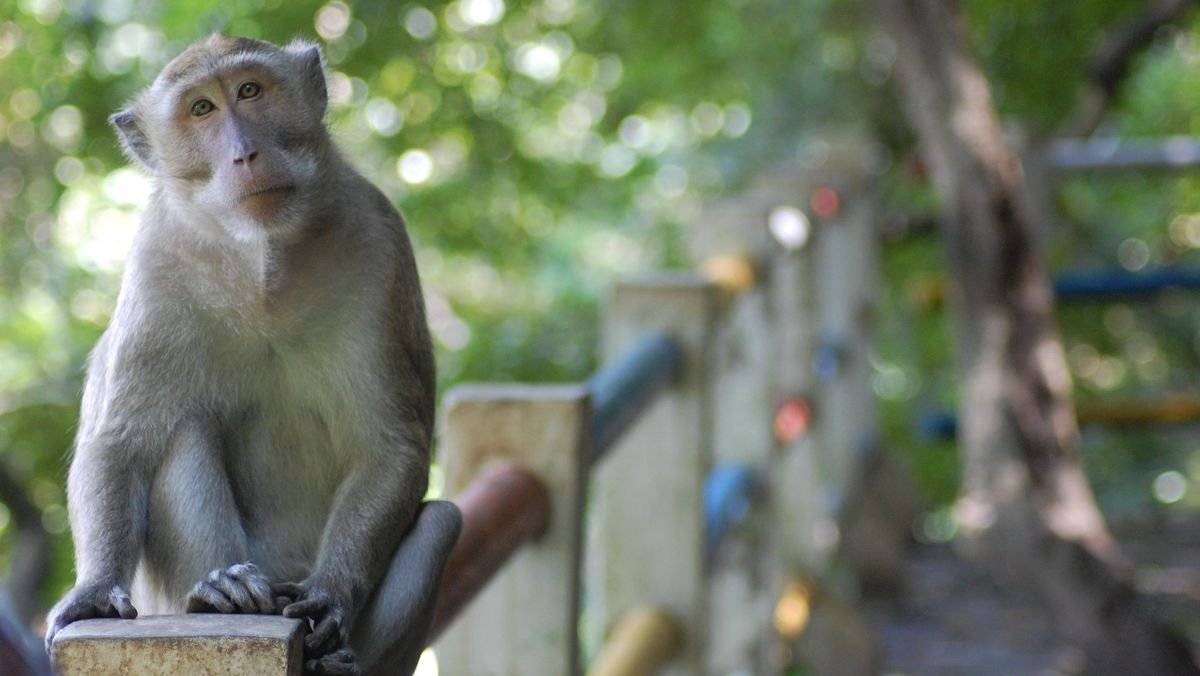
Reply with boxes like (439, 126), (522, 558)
(277, 431), (429, 665)
(45, 430), (150, 649)
(45, 326), (176, 649)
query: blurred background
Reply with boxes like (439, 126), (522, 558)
(5, 0), (1200, 671)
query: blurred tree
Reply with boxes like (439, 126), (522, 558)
(874, 0), (1198, 672)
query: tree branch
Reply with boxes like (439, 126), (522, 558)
(0, 460), (51, 623)
(1063, 0), (1199, 136)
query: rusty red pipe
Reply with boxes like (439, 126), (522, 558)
(428, 461), (551, 642)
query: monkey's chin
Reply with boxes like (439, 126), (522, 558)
(238, 187), (295, 223)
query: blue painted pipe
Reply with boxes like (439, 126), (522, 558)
(585, 331), (684, 467)
(1054, 267), (1200, 299)
(705, 463), (761, 557)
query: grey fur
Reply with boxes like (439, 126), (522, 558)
(46, 36), (455, 675)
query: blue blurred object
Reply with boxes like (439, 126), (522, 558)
(1053, 267), (1200, 298)
(916, 408), (958, 441)
(0, 586), (51, 676)
(585, 331), (683, 467)
(705, 463), (760, 557)
(814, 333), (847, 382)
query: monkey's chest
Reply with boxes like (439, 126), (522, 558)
(219, 330), (384, 561)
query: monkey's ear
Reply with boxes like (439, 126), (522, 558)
(286, 40), (327, 118)
(109, 107), (157, 173)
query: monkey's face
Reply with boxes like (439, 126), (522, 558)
(111, 36), (330, 241)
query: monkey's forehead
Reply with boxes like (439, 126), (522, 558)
(151, 35), (292, 93)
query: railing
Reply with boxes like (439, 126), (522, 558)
(1046, 136), (1200, 171)
(434, 142), (888, 675)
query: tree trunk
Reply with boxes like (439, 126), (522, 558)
(872, 1), (1199, 673)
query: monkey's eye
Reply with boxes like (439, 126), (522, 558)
(190, 99), (215, 117)
(237, 81), (262, 100)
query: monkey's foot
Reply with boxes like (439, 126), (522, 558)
(186, 562), (280, 614)
(273, 581), (354, 665)
(306, 647), (359, 676)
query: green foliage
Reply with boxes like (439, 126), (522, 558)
(0, 0), (854, 606)
(964, 0), (1145, 128)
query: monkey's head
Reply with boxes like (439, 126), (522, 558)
(111, 35), (330, 240)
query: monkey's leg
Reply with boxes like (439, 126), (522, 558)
(145, 420), (275, 614)
(351, 501), (462, 676)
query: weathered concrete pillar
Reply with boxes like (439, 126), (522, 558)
(434, 385), (589, 676)
(52, 615), (305, 676)
(587, 276), (719, 676)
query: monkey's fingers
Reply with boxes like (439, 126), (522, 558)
(46, 585), (139, 652)
(281, 596), (328, 620)
(110, 590), (138, 619)
(271, 582), (304, 600)
(186, 581), (236, 613)
(227, 564), (277, 614)
(305, 648), (359, 676)
(305, 614), (342, 654)
(188, 565), (278, 614)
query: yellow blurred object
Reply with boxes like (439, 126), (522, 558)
(587, 607), (683, 676)
(773, 578), (814, 639)
(701, 254), (757, 295)
(1077, 392), (1200, 425)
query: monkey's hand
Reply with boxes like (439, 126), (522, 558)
(186, 562), (280, 614)
(273, 580), (359, 676)
(44, 580), (137, 652)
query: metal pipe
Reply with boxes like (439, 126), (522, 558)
(586, 331), (684, 466)
(586, 607), (682, 676)
(1046, 136), (1200, 172)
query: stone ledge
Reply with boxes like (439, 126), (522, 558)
(51, 614), (305, 676)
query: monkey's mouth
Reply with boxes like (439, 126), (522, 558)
(237, 185), (295, 220)
(238, 185), (295, 203)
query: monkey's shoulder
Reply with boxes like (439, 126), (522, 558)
(331, 170), (413, 246)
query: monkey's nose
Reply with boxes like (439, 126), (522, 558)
(234, 150), (259, 166)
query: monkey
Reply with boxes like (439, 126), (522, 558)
(44, 35), (461, 676)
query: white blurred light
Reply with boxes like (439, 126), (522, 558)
(515, 43), (561, 81)
(654, 165), (687, 199)
(768, 205), (810, 250)
(690, 101), (724, 137)
(598, 144), (635, 178)
(405, 7), (437, 39)
(452, 43), (487, 73)
(316, 2), (351, 40)
(723, 102), (752, 138)
(54, 156), (85, 185)
(365, 98), (403, 136)
(102, 168), (152, 206)
(326, 71), (353, 106)
(397, 149), (434, 185)
(413, 648), (439, 676)
(542, 0), (575, 24)
(48, 105), (81, 139)
(458, 0), (505, 27)
(618, 115), (650, 149)
(1153, 471), (1188, 504)
(1118, 238), (1150, 272)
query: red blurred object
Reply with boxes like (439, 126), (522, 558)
(774, 397), (812, 444)
(810, 186), (840, 219)
(429, 461), (551, 641)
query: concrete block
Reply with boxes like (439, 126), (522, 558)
(52, 614), (305, 676)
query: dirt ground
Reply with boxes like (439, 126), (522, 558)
(864, 515), (1200, 675)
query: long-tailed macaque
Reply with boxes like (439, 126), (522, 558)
(44, 35), (461, 676)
